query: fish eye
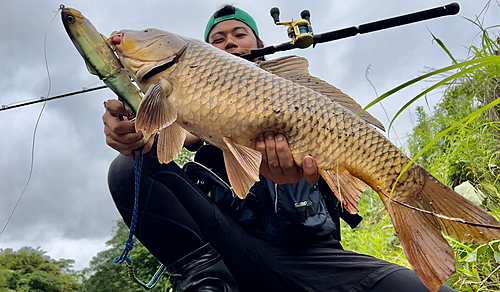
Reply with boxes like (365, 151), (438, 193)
(143, 29), (150, 33)
(66, 15), (75, 23)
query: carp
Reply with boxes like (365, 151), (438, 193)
(110, 28), (500, 292)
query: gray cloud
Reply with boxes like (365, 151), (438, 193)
(0, 0), (498, 270)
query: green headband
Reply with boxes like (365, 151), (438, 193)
(204, 7), (259, 42)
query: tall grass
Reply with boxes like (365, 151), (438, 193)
(340, 190), (410, 268)
(344, 3), (500, 291)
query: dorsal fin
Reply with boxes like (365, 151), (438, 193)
(257, 56), (385, 131)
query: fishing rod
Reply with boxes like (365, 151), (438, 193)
(1, 3), (460, 112)
(241, 2), (460, 60)
(0, 85), (107, 112)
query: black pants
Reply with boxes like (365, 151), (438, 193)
(108, 154), (456, 292)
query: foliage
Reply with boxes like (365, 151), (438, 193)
(78, 220), (172, 292)
(0, 246), (80, 292)
(174, 148), (195, 167)
(340, 189), (410, 268)
(405, 27), (500, 210)
(447, 236), (500, 291)
(354, 4), (500, 291)
(77, 144), (193, 291)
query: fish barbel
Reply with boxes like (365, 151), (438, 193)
(61, 7), (143, 113)
(110, 28), (500, 291)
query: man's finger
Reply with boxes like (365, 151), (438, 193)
(105, 127), (144, 145)
(104, 113), (137, 136)
(303, 156), (320, 184)
(105, 99), (133, 116)
(105, 134), (149, 155)
(274, 134), (300, 174)
(255, 134), (271, 176)
(264, 132), (284, 179)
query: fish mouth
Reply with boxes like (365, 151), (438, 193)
(110, 31), (123, 48)
(139, 44), (188, 82)
(110, 30), (165, 55)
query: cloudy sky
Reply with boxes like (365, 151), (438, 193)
(0, 0), (498, 271)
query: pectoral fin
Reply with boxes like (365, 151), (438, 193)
(319, 168), (367, 214)
(222, 137), (262, 199)
(157, 123), (186, 164)
(136, 78), (176, 135)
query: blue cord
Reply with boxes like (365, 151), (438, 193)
(113, 147), (166, 290)
(114, 147), (142, 264)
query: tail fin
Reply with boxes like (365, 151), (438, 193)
(416, 167), (500, 244)
(381, 195), (455, 292)
(379, 166), (500, 292)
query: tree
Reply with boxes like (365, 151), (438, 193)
(78, 141), (194, 291)
(79, 220), (172, 292)
(0, 246), (80, 292)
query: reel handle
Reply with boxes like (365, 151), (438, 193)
(301, 10), (311, 24)
(270, 7), (280, 24)
(241, 2), (460, 60)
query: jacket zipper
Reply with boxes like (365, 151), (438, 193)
(274, 183), (278, 213)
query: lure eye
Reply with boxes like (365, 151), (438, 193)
(66, 15), (75, 24)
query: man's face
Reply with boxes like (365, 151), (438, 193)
(208, 20), (259, 56)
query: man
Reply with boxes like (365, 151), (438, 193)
(103, 5), (457, 292)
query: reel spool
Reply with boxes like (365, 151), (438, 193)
(270, 7), (314, 49)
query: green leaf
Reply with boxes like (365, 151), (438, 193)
(454, 181), (486, 206)
(362, 55), (500, 114)
(494, 252), (500, 263)
(464, 248), (477, 262)
(480, 181), (499, 197)
(386, 60), (500, 132)
(429, 30), (457, 64)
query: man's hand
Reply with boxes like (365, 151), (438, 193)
(103, 99), (153, 156)
(255, 132), (320, 184)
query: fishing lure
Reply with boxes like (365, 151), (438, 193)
(60, 5), (143, 114)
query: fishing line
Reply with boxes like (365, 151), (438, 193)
(364, 65), (403, 147)
(83, 80), (103, 90)
(0, 7), (62, 237)
(267, 31), (289, 47)
(376, 186), (500, 230)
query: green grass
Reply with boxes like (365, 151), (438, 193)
(345, 3), (500, 290)
(340, 189), (410, 268)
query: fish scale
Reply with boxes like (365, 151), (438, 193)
(112, 28), (500, 292)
